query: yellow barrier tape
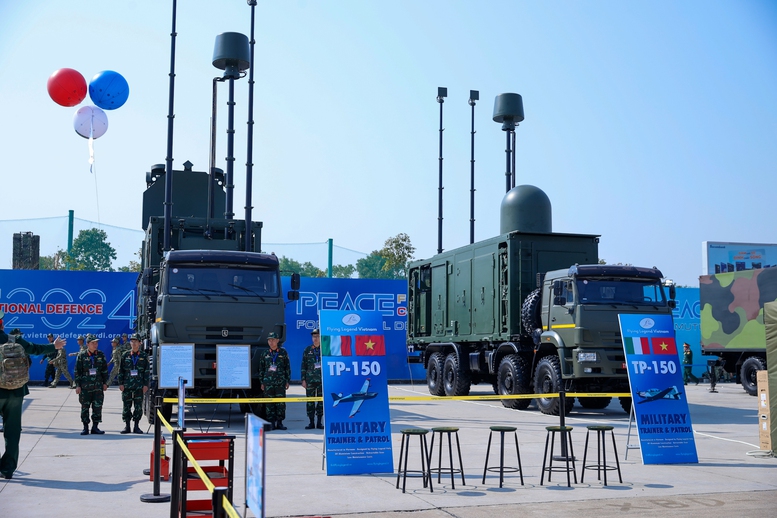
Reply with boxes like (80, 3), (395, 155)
(223, 495), (240, 518)
(175, 434), (216, 493)
(162, 392), (632, 404)
(156, 409), (174, 434)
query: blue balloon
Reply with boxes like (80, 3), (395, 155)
(89, 70), (129, 110)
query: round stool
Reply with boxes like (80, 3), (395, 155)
(395, 428), (433, 493)
(540, 425), (577, 487)
(481, 425), (524, 488)
(581, 425), (622, 485)
(428, 427), (466, 488)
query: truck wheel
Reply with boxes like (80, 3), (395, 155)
(578, 397), (612, 409)
(497, 354), (531, 410)
(443, 353), (471, 396)
(521, 288), (542, 340)
(533, 356), (574, 415)
(619, 397), (632, 414)
(740, 356), (766, 396)
(426, 352), (446, 396)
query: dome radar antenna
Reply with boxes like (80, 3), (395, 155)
(492, 93), (524, 193)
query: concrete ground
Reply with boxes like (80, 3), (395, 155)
(1, 380), (775, 517)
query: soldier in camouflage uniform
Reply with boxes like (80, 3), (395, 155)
(41, 333), (57, 385)
(118, 333), (150, 434)
(106, 336), (123, 386)
(68, 336), (87, 357)
(50, 340), (76, 389)
(74, 334), (109, 435)
(300, 329), (324, 429)
(259, 332), (290, 431)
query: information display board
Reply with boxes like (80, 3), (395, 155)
(158, 344), (194, 389)
(619, 314), (698, 464)
(245, 413), (267, 517)
(216, 344), (251, 389)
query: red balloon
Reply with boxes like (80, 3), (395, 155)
(47, 68), (87, 107)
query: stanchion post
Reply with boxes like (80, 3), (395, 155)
(140, 397), (171, 503)
(170, 429), (183, 518)
(212, 487), (227, 518)
(559, 388), (568, 459)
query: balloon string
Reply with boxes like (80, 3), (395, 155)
(89, 137), (101, 225)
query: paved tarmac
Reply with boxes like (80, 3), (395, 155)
(1, 380), (775, 517)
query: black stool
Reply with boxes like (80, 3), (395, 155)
(481, 425), (523, 488)
(540, 425), (577, 487)
(428, 427), (466, 488)
(581, 425), (622, 485)
(396, 428), (433, 493)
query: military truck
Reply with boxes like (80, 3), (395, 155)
(138, 163), (299, 422)
(700, 266), (777, 396)
(407, 185), (676, 415)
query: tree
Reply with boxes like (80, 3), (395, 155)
(67, 228), (117, 272)
(378, 233), (415, 279)
(331, 264), (356, 278)
(39, 249), (67, 270)
(356, 253), (389, 279)
(118, 248), (142, 273)
(278, 256), (325, 278)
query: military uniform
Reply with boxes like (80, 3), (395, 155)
(682, 343), (699, 385)
(50, 346), (76, 388)
(106, 337), (123, 386)
(0, 315), (60, 479)
(259, 332), (290, 430)
(42, 334), (57, 385)
(300, 329), (324, 429)
(74, 335), (109, 435)
(118, 334), (150, 434)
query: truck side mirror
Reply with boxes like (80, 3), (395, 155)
(288, 290), (300, 301)
(290, 273), (301, 290)
(142, 268), (153, 286)
(553, 296), (567, 306)
(553, 281), (563, 296)
(669, 285), (676, 300)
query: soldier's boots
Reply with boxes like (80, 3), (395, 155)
(133, 421), (144, 434)
(80, 424), (90, 436)
(70, 382), (77, 389)
(91, 424), (105, 435)
(121, 422), (132, 434)
(305, 418), (315, 430)
(316, 417), (324, 430)
(275, 420), (287, 431)
(49, 382), (57, 388)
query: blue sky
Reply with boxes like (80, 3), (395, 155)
(1, 1), (775, 285)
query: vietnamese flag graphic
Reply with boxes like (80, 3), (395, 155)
(624, 336), (650, 355)
(321, 335), (352, 356)
(355, 335), (386, 356)
(651, 337), (677, 355)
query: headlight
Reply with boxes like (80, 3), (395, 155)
(577, 352), (598, 362)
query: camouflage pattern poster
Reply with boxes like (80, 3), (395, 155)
(619, 313), (698, 464)
(320, 310), (393, 475)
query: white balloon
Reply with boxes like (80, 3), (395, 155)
(73, 105), (108, 139)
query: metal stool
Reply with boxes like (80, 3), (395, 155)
(481, 425), (523, 488)
(581, 425), (622, 485)
(396, 428), (433, 493)
(540, 425), (577, 487)
(428, 427), (466, 488)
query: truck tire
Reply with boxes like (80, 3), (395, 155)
(578, 397), (612, 410)
(521, 288), (542, 340)
(497, 354), (531, 410)
(443, 352), (471, 396)
(740, 356), (766, 396)
(619, 397), (632, 414)
(426, 352), (446, 396)
(533, 356), (574, 415)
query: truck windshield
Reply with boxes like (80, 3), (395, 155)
(575, 278), (666, 305)
(166, 265), (280, 298)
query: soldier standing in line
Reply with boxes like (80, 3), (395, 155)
(259, 332), (290, 431)
(49, 339), (76, 389)
(74, 334), (109, 435)
(300, 329), (324, 430)
(120, 333), (130, 352)
(41, 334), (57, 386)
(118, 333), (150, 434)
(106, 337), (123, 386)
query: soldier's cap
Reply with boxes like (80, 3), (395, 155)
(11, 328), (22, 335)
(122, 333), (128, 337)
(268, 332), (280, 339)
(112, 336), (120, 344)
(85, 334), (98, 343)
(683, 342), (691, 347)
(311, 328), (320, 335)
(47, 333), (54, 338)
(129, 333), (141, 341)
(77, 335), (85, 341)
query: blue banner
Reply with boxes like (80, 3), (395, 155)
(618, 314), (698, 464)
(320, 310), (393, 475)
(0, 269), (137, 380)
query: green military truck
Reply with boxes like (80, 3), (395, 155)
(138, 163), (299, 422)
(407, 185), (676, 415)
(700, 266), (777, 396)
